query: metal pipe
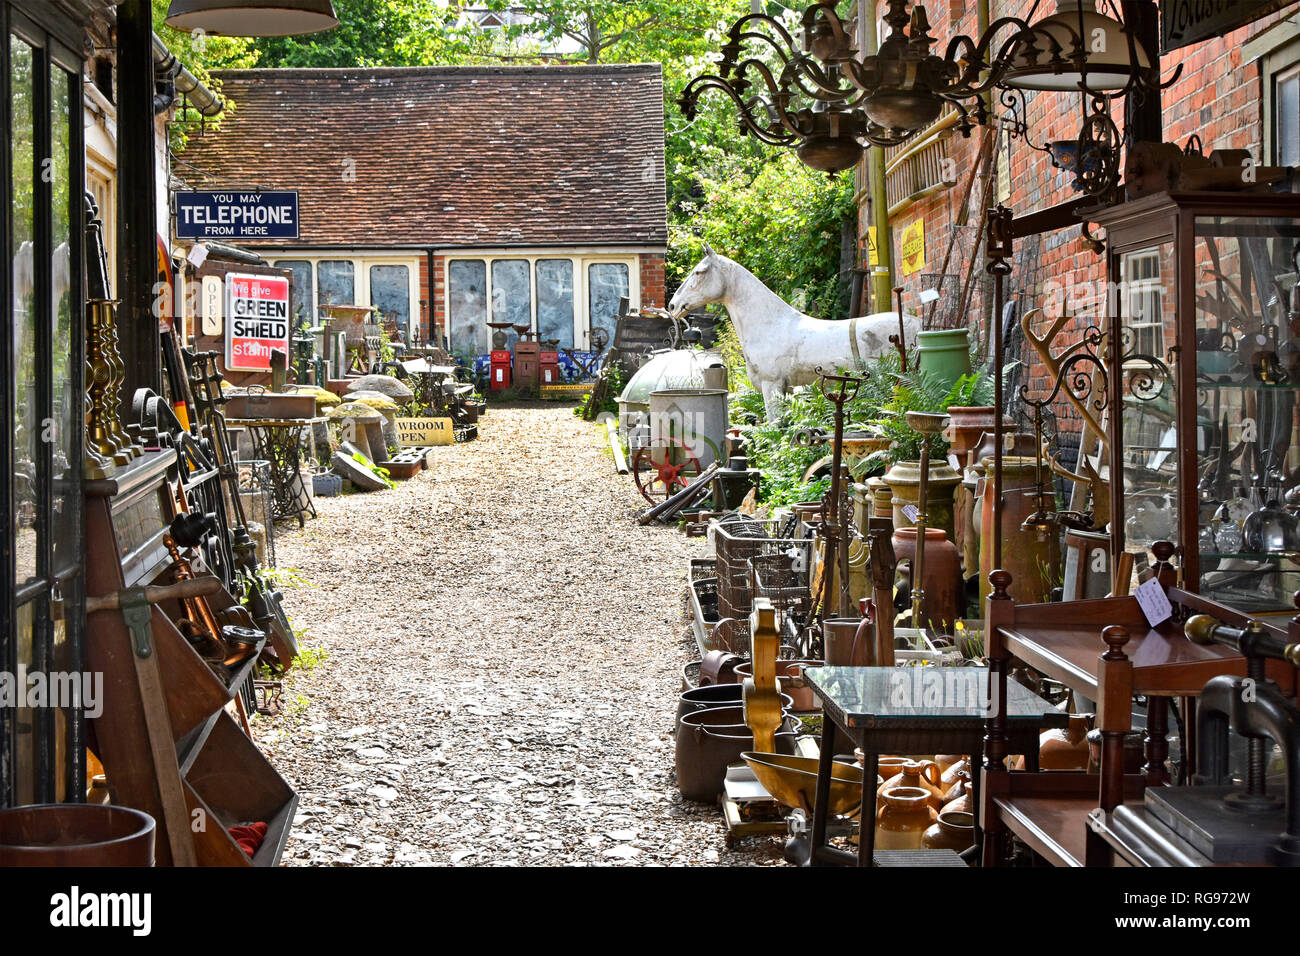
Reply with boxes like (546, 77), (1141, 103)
(152, 34), (224, 118)
(862, 0), (895, 310)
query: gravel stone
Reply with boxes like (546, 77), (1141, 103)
(258, 405), (787, 866)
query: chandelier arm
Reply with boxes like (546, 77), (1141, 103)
(728, 27), (798, 68)
(678, 75), (799, 147)
(802, 2), (857, 57)
(780, 57), (863, 103)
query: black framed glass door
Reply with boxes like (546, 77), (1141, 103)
(2, 1), (86, 808)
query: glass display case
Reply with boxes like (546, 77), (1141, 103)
(1095, 192), (1300, 614)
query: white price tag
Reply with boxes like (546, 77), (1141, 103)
(902, 503), (919, 522)
(1134, 576), (1172, 628)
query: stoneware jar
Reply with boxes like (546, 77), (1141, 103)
(875, 786), (936, 851)
(890, 528), (965, 630)
(977, 455), (1061, 606)
(877, 759), (945, 811)
(885, 460), (961, 539)
(922, 809), (975, 853)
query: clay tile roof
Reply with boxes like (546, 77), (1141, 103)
(179, 64), (667, 249)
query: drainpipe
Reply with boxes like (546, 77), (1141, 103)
(152, 33), (225, 117)
(863, 0), (895, 311)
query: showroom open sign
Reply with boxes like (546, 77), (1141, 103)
(174, 191), (299, 240)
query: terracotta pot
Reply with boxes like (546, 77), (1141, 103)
(675, 707), (795, 803)
(858, 753), (910, 782)
(941, 771), (972, 815)
(0, 804), (155, 866)
(923, 809), (975, 853)
(940, 756), (970, 788)
(733, 660), (823, 711)
(875, 786), (936, 850)
(977, 455), (1061, 606)
(891, 528), (965, 630)
(877, 759), (946, 811)
(944, 407), (1001, 468)
(885, 460), (961, 539)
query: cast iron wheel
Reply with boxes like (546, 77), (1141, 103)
(631, 439), (703, 504)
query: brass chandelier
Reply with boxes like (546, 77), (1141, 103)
(679, 0), (1170, 181)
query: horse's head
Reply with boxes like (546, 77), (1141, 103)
(668, 244), (727, 317)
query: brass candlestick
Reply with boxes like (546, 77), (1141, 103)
(905, 411), (949, 630)
(85, 300), (131, 473)
(99, 300), (141, 458)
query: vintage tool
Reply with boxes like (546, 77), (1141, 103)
(866, 518), (897, 665)
(1139, 613), (1300, 864)
(902, 411), (948, 630)
(814, 367), (866, 621)
(743, 600), (784, 754)
(632, 437), (705, 505)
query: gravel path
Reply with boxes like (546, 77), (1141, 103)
(257, 404), (784, 866)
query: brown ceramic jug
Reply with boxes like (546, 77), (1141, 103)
(922, 809), (975, 853)
(877, 759), (945, 811)
(941, 770), (971, 814)
(875, 787), (936, 850)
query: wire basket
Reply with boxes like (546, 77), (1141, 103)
(711, 514), (811, 629)
(237, 459), (276, 569)
(749, 551), (812, 619)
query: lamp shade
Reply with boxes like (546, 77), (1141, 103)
(164, 0), (339, 37)
(1001, 0), (1151, 92)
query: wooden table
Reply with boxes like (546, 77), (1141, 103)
(804, 666), (1065, 866)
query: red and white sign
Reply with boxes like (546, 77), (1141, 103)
(225, 273), (291, 372)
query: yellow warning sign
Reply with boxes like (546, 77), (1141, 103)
(900, 218), (925, 276)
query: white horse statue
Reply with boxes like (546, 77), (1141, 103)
(668, 245), (919, 419)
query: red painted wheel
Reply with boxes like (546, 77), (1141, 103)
(632, 439), (703, 504)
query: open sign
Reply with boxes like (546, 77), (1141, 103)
(226, 273), (290, 372)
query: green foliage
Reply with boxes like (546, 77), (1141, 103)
(714, 319), (752, 393)
(859, 366), (994, 468)
(669, 154), (855, 320)
(292, 646), (329, 673)
(349, 452), (396, 489)
(194, 0), (492, 69)
(261, 566), (313, 589)
(574, 363), (624, 419)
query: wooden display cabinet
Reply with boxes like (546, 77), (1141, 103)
(84, 449), (296, 866)
(1093, 191), (1300, 614)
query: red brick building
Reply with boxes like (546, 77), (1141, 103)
(859, 0), (1300, 406)
(179, 64), (668, 359)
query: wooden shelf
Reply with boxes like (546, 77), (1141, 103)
(997, 595), (1291, 697)
(992, 792), (1092, 867)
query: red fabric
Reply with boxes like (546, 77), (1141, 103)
(229, 821), (269, 857)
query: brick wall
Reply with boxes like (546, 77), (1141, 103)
(431, 254), (446, 344)
(639, 252), (666, 307)
(859, 2), (1296, 430)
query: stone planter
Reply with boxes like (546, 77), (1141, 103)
(883, 460), (961, 539)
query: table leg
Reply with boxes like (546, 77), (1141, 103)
(858, 748), (878, 867)
(1144, 696), (1169, 785)
(810, 708), (836, 866)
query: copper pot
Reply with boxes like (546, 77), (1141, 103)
(675, 707), (796, 803)
(676, 684), (793, 728)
